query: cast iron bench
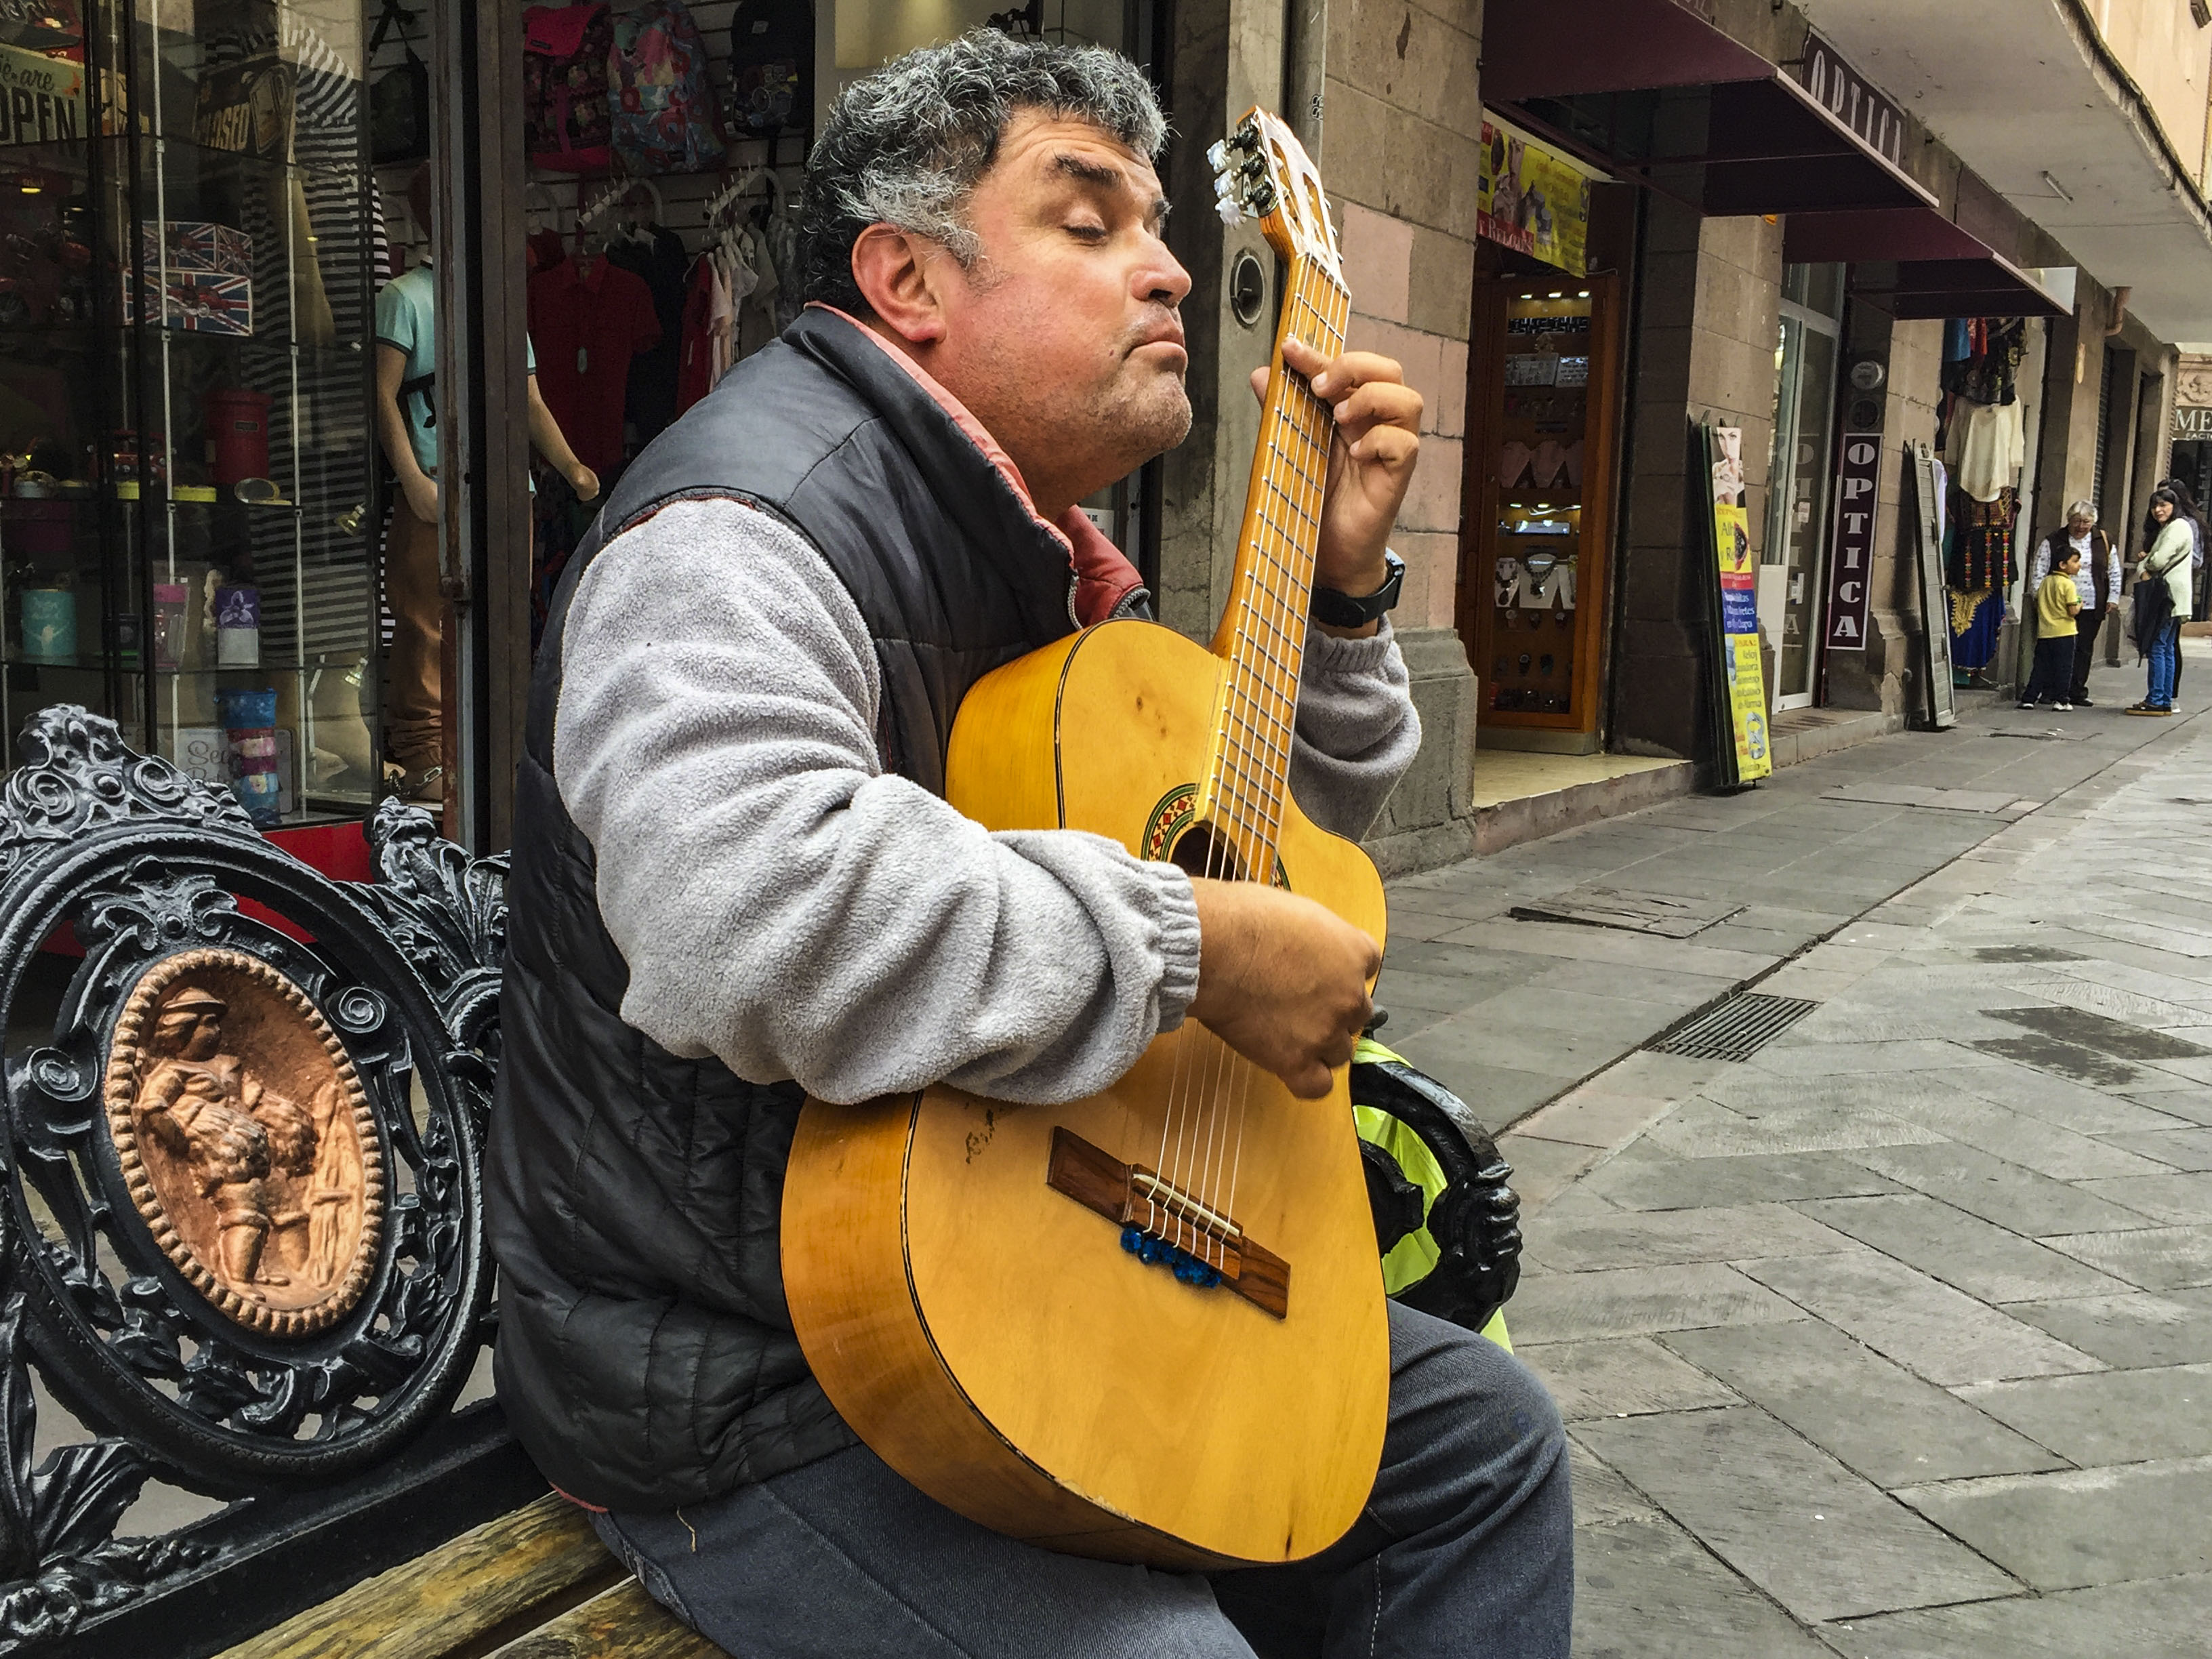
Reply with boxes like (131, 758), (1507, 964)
(0, 706), (713, 1657)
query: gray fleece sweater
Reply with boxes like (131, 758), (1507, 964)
(554, 498), (1421, 1107)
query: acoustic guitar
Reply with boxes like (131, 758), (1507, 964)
(782, 108), (1391, 1569)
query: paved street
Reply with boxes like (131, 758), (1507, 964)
(1380, 651), (2212, 1656)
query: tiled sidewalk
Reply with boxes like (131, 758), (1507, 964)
(1487, 693), (2212, 1656)
(1380, 653), (2212, 1155)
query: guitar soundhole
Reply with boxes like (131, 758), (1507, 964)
(1170, 821), (1246, 883)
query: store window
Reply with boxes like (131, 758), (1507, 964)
(1762, 262), (1843, 710)
(1, 0), (383, 835)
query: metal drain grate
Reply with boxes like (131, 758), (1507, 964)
(1647, 994), (1821, 1062)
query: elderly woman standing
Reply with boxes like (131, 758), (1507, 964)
(2130, 488), (2194, 715)
(2028, 501), (2120, 706)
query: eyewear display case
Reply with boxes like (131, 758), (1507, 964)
(1459, 272), (1622, 750)
(0, 0), (378, 825)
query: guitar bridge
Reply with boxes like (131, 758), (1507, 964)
(1046, 1126), (1290, 1318)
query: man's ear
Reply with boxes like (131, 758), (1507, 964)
(851, 224), (947, 347)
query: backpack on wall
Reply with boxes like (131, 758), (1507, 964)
(609, 0), (725, 172)
(726, 0), (813, 139)
(367, 0), (430, 165)
(524, 1), (615, 173)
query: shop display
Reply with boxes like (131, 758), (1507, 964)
(215, 581), (261, 666)
(726, 0), (811, 139)
(524, 1), (617, 172)
(368, 0), (430, 164)
(0, 0), (383, 827)
(608, 0), (726, 173)
(526, 234), (661, 474)
(125, 221), (256, 336)
(1938, 316), (2029, 681)
(216, 684), (282, 825)
(1460, 281), (1620, 739)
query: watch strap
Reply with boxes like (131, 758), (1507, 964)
(1313, 550), (1406, 629)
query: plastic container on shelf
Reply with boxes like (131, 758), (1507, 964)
(215, 686), (283, 826)
(20, 586), (75, 660)
(214, 583), (260, 667)
(8, 497), (75, 560)
(204, 388), (272, 487)
(152, 581), (189, 668)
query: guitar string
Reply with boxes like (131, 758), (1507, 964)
(1186, 254), (1337, 1257)
(1222, 265), (1348, 1238)
(1189, 249), (1322, 1248)
(1172, 401), (1288, 1256)
(1191, 255), (1342, 1254)
(1161, 219), (1302, 1243)
(1153, 148), (1345, 1271)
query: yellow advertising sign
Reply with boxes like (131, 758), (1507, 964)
(1711, 494), (1773, 783)
(1478, 118), (1591, 276)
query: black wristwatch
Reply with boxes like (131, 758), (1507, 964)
(1312, 550), (1406, 629)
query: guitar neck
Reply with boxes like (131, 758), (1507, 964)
(1198, 257), (1351, 875)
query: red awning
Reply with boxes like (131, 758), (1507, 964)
(1785, 207), (2073, 319)
(1484, 0), (1936, 217)
(1483, 0), (1770, 102)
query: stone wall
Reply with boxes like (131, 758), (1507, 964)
(1321, 0), (1487, 872)
(1610, 203), (1784, 759)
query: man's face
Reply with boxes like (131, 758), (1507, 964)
(915, 112), (1192, 514)
(182, 1012), (222, 1060)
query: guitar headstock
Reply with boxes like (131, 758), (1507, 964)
(1208, 107), (1341, 284)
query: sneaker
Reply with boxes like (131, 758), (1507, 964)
(2055, 702), (2073, 711)
(2075, 697), (2095, 707)
(2017, 700), (2036, 710)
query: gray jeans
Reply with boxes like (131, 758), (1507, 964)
(590, 1301), (1573, 1658)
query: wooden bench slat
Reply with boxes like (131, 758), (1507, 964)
(489, 1580), (728, 1659)
(214, 1493), (624, 1659)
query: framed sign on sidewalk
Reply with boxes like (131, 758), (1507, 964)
(1700, 422), (1773, 788)
(1908, 441), (1958, 729)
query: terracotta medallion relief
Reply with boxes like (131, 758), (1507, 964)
(103, 949), (384, 1336)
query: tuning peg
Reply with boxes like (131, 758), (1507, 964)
(1216, 196), (1244, 227)
(1206, 140), (1228, 171)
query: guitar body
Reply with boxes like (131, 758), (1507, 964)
(782, 618), (1392, 1567)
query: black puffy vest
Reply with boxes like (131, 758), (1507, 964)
(485, 310), (1094, 1510)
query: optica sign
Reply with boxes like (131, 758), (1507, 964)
(1824, 433), (1883, 651)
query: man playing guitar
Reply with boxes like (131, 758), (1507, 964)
(487, 28), (1572, 1658)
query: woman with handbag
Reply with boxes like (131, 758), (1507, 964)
(2129, 489), (2193, 715)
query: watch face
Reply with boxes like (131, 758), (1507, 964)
(1849, 359), (1887, 392)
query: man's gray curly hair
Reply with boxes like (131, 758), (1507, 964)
(798, 29), (1168, 314)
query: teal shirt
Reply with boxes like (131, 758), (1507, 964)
(375, 261), (536, 475)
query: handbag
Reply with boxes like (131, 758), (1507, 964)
(369, 0), (432, 166)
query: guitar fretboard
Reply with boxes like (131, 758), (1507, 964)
(1197, 260), (1352, 880)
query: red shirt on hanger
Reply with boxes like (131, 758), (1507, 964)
(527, 255), (662, 473)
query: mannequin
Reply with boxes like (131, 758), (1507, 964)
(373, 162), (599, 800)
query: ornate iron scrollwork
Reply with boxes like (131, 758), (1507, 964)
(0, 708), (509, 1648)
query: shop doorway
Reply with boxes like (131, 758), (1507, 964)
(1459, 272), (1625, 751)
(1761, 264), (1843, 710)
